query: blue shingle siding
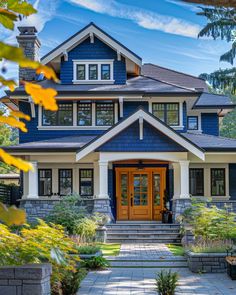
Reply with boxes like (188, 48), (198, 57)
(60, 36), (126, 84)
(97, 120), (186, 152)
(229, 164), (236, 200)
(123, 101), (148, 118)
(201, 113), (219, 136)
(19, 102), (104, 143)
(182, 101), (187, 133)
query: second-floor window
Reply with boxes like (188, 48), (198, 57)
(73, 60), (113, 83)
(43, 102), (73, 126)
(96, 103), (114, 126)
(78, 103), (92, 126)
(152, 103), (179, 126)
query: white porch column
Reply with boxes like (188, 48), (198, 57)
(93, 161), (99, 197)
(25, 161), (38, 198)
(172, 162), (180, 199)
(98, 160), (109, 198)
(179, 160), (190, 198)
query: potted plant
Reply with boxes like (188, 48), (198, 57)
(161, 190), (172, 224)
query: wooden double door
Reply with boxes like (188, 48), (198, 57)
(116, 167), (166, 221)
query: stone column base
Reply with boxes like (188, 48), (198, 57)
(93, 198), (114, 223)
(172, 198), (192, 222)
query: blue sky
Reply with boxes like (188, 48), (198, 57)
(1, 0), (232, 79)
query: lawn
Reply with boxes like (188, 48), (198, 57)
(167, 244), (185, 256)
(97, 243), (121, 256)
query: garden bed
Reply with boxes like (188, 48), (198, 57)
(186, 250), (227, 273)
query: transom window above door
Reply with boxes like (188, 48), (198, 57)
(73, 60), (114, 84)
(152, 103), (180, 126)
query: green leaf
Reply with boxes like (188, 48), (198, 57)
(7, 0), (37, 16)
(0, 8), (17, 30)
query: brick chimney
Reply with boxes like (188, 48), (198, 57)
(16, 26), (41, 81)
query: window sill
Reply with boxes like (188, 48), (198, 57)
(72, 80), (115, 84)
(171, 125), (184, 130)
(37, 126), (111, 130)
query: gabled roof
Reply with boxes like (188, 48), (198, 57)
(141, 63), (208, 91)
(193, 92), (235, 109)
(41, 22), (142, 67)
(76, 108), (205, 161)
(4, 135), (96, 153)
(183, 132), (236, 152)
(5, 75), (195, 97)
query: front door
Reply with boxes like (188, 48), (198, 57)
(116, 167), (166, 221)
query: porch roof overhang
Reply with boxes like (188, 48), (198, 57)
(76, 108), (205, 161)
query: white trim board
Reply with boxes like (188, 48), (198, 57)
(41, 24), (142, 67)
(76, 109), (205, 161)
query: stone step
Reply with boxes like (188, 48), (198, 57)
(106, 238), (181, 243)
(107, 224), (180, 229)
(107, 232), (179, 238)
(107, 228), (179, 235)
(109, 261), (188, 267)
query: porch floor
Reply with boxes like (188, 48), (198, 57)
(78, 243), (236, 295)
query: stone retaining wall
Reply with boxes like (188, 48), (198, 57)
(186, 251), (227, 273)
(0, 264), (52, 295)
(20, 198), (94, 222)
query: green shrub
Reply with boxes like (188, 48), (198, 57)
(81, 256), (110, 270)
(190, 239), (233, 253)
(60, 268), (87, 295)
(46, 194), (85, 235)
(181, 199), (236, 241)
(76, 217), (97, 243)
(76, 245), (100, 255)
(0, 220), (80, 294)
(156, 270), (178, 295)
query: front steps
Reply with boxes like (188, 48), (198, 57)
(106, 222), (181, 243)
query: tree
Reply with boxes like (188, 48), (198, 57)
(184, 0), (236, 7)
(182, 1), (236, 92)
(0, 0), (59, 172)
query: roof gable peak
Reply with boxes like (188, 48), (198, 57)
(41, 22), (142, 67)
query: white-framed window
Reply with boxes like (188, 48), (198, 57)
(73, 60), (114, 84)
(152, 102), (181, 127)
(38, 101), (118, 130)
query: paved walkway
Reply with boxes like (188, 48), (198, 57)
(78, 244), (236, 295)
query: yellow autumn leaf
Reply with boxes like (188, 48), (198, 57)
(0, 149), (33, 172)
(0, 115), (27, 132)
(36, 65), (60, 83)
(24, 82), (58, 111)
(0, 76), (16, 91)
(0, 202), (26, 226)
(10, 111), (30, 121)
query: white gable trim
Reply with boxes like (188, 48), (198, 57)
(76, 109), (205, 161)
(41, 24), (142, 67)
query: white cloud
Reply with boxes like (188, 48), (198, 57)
(67, 0), (200, 38)
(4, 0), (59, 45)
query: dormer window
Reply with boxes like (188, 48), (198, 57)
(73, 60), (114, 84)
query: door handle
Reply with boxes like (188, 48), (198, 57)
(131, 197), (133, 206)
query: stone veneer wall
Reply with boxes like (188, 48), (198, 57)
(172, 199), (236, 222)
(172, 198), (192, 221)
(0, 264), (52, 295)
(20, 198), (94, 222)
(186, 251), (227, 273)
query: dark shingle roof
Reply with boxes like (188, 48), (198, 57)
(183, 132), (236, 151)
(141, 63), (208, 91)
(193, 92), (235, 109)
(6, 76), (195, 97)
(4, 135), (97, 152)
